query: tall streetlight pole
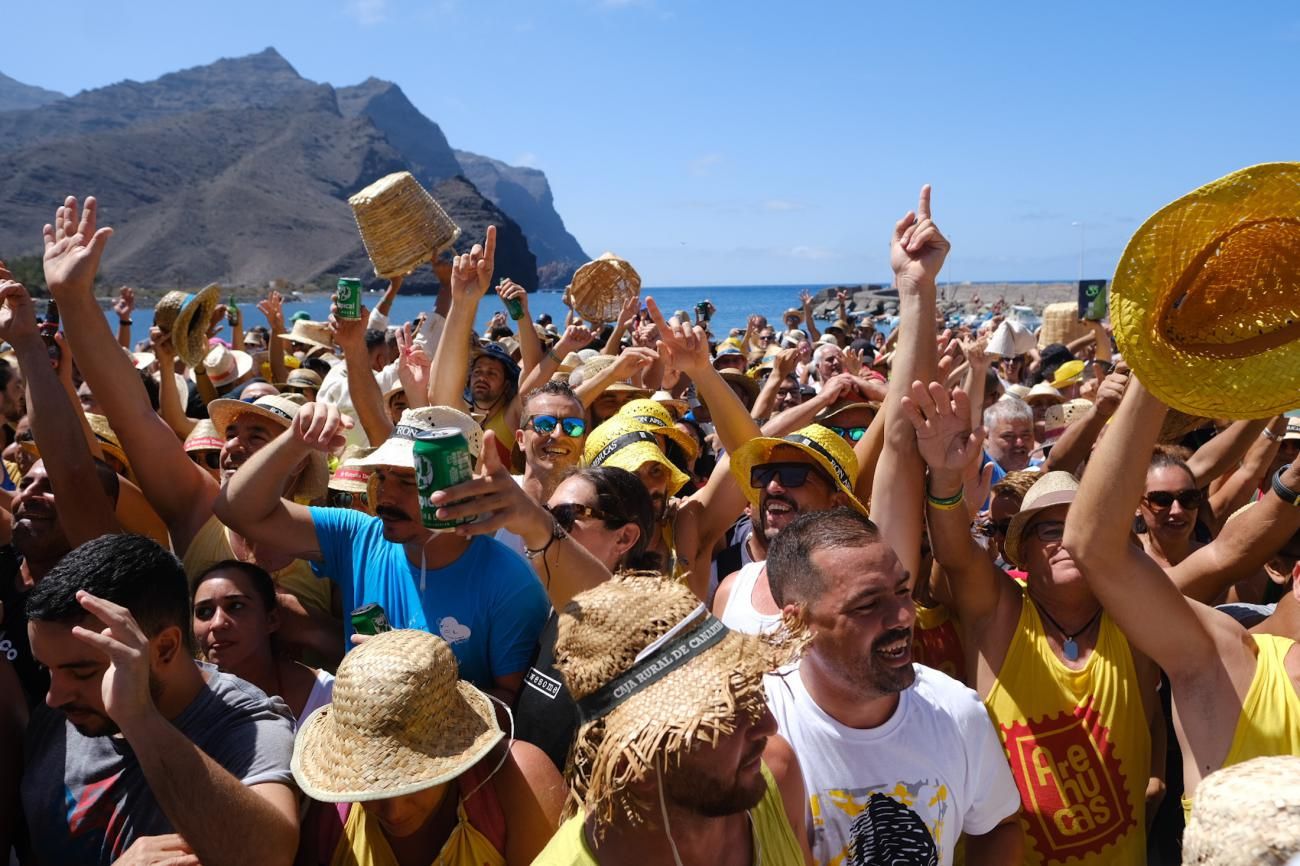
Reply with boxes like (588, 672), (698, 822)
(1071, 221), (1085, 281)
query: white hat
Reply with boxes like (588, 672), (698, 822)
(987, 319), (1035, 357)
(204, 345), (254, 389)
(352, 406), (483, 470)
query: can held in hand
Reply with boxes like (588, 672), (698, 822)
(336, 277), (364, 320)
(350, 602), (392, 636)
(505, 295), (525, 321)
(415, 428), (476, 530)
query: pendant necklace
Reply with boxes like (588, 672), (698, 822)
(1035, 603), (1102, 662)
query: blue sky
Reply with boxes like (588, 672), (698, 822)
(5, 1), (1298, 286)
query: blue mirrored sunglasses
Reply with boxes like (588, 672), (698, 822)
(526, 414), (586, 438)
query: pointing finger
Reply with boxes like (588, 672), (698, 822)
(483, 225), (497, 266)
(917, 184), (932, 221)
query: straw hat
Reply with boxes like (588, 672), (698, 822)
(719, 368), (760, 403)
(348, 171), (461, 279)
(1181, 756), (1300, 865)
(292, 630), (501, 802)
(1004, 384), (1032, 400)
(1026, 382), (1065, 406)
(617, 399), (699, 460)
(729, 424), (867, 516)
(276, 368), (323, 392)
(352, 406), (482, 471)
(1038, 302), (1090, 348)
(1042, 399), (1093, 446)
(276, 319), (334, 353)
(207, 395), (329, 501)
(1111, 163), (1300, 419)
(153, 284), (220, 367)
(203, 345), (254, 389)
(583, 417), (688, 496)
(1004, 471), (1079, 567)
(184, 419), (223, 453)
(82, 414), (130, 477)
(1159, 409), (1213, 444)
(650, 389), (689, 420)
(565, 253), (641, 325)
(329, 445), (376, 494)
(1048, 359), (1086, 389)
(571, 355), (649, 397)
(555, 573), (790, 828)
(550, 352), (582, 384)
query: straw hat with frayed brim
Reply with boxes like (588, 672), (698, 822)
(276, 369), (323, 392)
(617, 399), (699, 460)
(348, 172), (461, 279)
(565, 253), (641, 325)
(277, 320), (335, 353)
(583, 417), (689, 496)
(555, 573), (792, 830)
(292, 629), (501, 803)
(352, 406), (483, 470)
(1111, 162), (1300, 420)
(729, 424), (868, 516)
(208, 395), (329, 502)
(153, 284), (220, 368)
(1004, 471), (1079, 568)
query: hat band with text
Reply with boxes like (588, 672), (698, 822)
(591, 430), (657, 467)
(784, 433), (851, 490)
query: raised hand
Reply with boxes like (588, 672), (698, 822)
(112, 286), (135, 321)
(42, 196), (114, 299)
(890, 184), (950, 291)
(1092, 363), (1130, 418)
(962, 333), (992, 371)
(258, 290), (285, 332)
(329, 304), (368, 351)
(800, 289), (814, 309)
(206, 304), (227, 338)
(555, 323), (594, 354)
(617, 292), (640, 329)
(772, 347), (800, 378)
(646, 296), (709, 374)
(150, 325), (176, 363)
(497, 277), (530, 320)
(70, 591), (158, 730)
(396, 323), (431, 402)
(450, 226), (497, 302)
(290, 401), (353, 452)
(432, 430), (550, 541)
(0, 263), (40, 344)
(632, 319), (659, 348)
(612, 345), (659, 380)
(901, 380), (986, 482)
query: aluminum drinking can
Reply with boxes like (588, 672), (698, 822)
(350, 602), (391, 635)
(505, 295), (525, 321)
(415, 428), (476, 530)
(336, 277), (363, 320)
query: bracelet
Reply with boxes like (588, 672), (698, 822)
(119, 319), (133, 326)
(927, 488), (965, 510)
(1271, 464), (1300, 507)
(547, 347), (563, 365)
(525, 514), (569, 560)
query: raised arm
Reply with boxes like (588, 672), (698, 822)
(111, 286), (135, 349)
(41, 196), (217, 547)
(498, 279), (542, 378)
(332, 305), (392, 445)
(367, 275), (402, 331)
(1207, 418), (1285, 526)
(573, 346), (658, 408)
(150, 329), (196, 440)
(799, 290), (821, 343)
(0, 270), (119, 544)
(257, 291), (289, 388)
(517, 323), (592, 397)
(428, 226), (496, 411)
(1185, 419), (1269, 487)
(1042, 365), (1128, 475)
(750, 349), (799, 421)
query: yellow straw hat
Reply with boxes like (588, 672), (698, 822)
(153, 284), (220, 368)
(1111, 162), (1300, 419)
(729, 424), (867, 516)
(1004, 471), (1079, 567)
(291, 630), (502, 802)
(616, 399), (699, 460)
(583, 417), (689, 496)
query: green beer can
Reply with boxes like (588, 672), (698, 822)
(415, 428), (475, 530)
(350, 602), (392, 635)
(336, 277), (363, 320)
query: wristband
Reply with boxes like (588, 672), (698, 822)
(927, 488), (965, 510)
(1271, 464), (1300, 507)
(119, 319), (133, 326)
(547, 347), (563, 365)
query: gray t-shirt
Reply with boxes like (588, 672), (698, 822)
(22, 665), (295, 865)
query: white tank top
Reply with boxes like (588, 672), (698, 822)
(719, 560), (783, 635)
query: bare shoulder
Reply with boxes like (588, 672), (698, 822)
(712, 569), (740, 615)
(762, 732), (806, 812)
(496, 739), (565, 811)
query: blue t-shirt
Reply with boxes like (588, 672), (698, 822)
(309, 507), (549, 689)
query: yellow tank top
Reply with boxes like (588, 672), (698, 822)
(912, 602), (967, 684)
(181, 514), (333, 615)
(331, 797), (504, 866)
(983, 592), (1150, 866)
(530, 764), (803, 865)
(1182, 634), (1300, 823)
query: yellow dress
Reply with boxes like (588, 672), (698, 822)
(983, 591), (1150, 866)
(1181, 634), (1300, 822)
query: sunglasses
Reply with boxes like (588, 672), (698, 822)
(525, 415), (586, 438)
(328, 489), (369, 509)
(546, 502), (622, 531)
(189, 451), (221, 470)
(828, 424), (868, 443)
(749, 462), (826, 490)
(1144, 489), (1201, 509)
(1027, 520), (1065, 542)
(978, 519), (1012, 538)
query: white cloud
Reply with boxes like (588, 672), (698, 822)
(688, 153), (724, 177)
(763, 199), (804, 212)
(346, 0), (388, 25)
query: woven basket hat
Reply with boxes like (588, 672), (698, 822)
(292, 629), (502, 802)
(554, 572), (791, 830)
(153, 284), (220, 368)
(1181, 755), (1300, 865)
(1004, 471), (1079, 567)
(729, 423), (868, 517)
(348, 171), (461, 279)
(565, 253), (641, 325)
(1038, 302), (1090, 348)
(1111, 163), (1300, 419)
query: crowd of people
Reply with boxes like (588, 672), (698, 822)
(0, 185), (1297, 866)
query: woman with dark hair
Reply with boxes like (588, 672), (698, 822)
(515, 466), (661, 769)
(1136, 448), (1206, 569)
(191, 559), (334, 725)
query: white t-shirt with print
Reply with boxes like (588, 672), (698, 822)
(765, 662), (1019, 866)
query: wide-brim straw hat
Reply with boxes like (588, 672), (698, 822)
(1038, 302), (1090, 348)
(570, 354), (649, 396)
(1042, 399), (1093, 445)
(729, 424), (867, 516)
(551, 352), (582, 383)
(153, 284), (220, 368)
(1026, 382), (1065, 406)
(719, 369), (760, 403)
(583, 417), (688, 496)
(1004, 471), (1079, 567)
(207, 395), (328, 502)
(1111, 163), (1300, 419)
(184, 419), (223, 453)
(555, 573), (791, 829)
(352, 406), (482, 470)
(815, 401), (879, 428)
(1181, 755), (1300, 865)
(276, 368), (324, 392)
(82, 413), (132, 478)
(292, 629), (501, 802)
(1159, 409), (1213, 444)
(277, 319), (334, 353)
(617, 399), (699, 460)
(348, 171), (461, 279)
(565, 253), (641, 325)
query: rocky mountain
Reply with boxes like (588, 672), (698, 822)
(0, 73), (64, 112)
(0, 49), (579, 292)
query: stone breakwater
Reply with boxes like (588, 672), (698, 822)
(808, 281), (1080, 321)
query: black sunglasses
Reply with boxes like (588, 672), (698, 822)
(978, 519), (1012, 538)
(1144, 489), (1201, 509)
(749, 462), (826, 490)
(328, 489), (369, 509)
(828, 424), (868, 443)
(526, 415), (586, 438)
(546, 502), (623, 531)
(190, 451), (220, 470)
